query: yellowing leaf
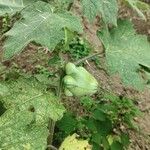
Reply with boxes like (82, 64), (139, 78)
(0, 76), (65, 150)
(59, 134), (92, 150)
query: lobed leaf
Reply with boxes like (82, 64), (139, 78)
(0, 0), (39, 16)
(81, 0), (118, 25)
(3, 1), (83, 59)
(0, 76), (65, 149)
(98, 20), (150, 90)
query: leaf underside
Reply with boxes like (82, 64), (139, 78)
(0, 76), (65, 150)
(3, 1), (83, 59)
(81, 0), (118, 25)
(98, 20), (150, 90)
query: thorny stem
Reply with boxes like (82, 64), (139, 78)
(57, 69), (65, 98)
(47, 120), (56, 150)
(47, 53), (65, 150)
(74, 52), (104, 65)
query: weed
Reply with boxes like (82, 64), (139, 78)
(64, 37), (91, 61)
(1, 14), (11, 34)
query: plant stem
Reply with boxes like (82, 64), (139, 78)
(74, 52), (104, 65)
(47, 145), (58, 150)
(47, 53), (65, 150)
(47, 119), (56, 149)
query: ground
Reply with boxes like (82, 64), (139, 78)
(0, 2), (150, 150)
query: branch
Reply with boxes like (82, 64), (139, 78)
(74, 52), (104, 65)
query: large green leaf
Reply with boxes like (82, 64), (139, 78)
(81, 0), (118, 25)
(57, 113), (77, 134)
(98, 20), (150, 89)
(0, 76), (65, 149)
(0, 0), (39, 15)
(3, 1), (83, 59)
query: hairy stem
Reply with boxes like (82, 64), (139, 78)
(74, 52), (104, 65)
(47, 53), (65, 149)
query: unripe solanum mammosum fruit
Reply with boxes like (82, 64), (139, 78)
(63, 62), (98, 97)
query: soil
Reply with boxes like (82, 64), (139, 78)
(0, 2), (150, 150)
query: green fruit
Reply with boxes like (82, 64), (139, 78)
(63, 63), (98, 97)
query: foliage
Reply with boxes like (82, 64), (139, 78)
(1, 0), (149, 90)
(98, 20), (150, 90)
(50, 0), (74, 10)
(64, 37), (91, 60)
(0, 14), (11, 34)
(55, 94), (140, 150)
(0, 0), (149, 149)
(0, 0), (39, 15)
(0, 75), (65, 149)
(34, 64), (58, 85)
(81, 0), (118, 25)
(59, 134), (92, 150)
(124, 0), (150, 20)
(63, 35), (101, 66)
(3, 1), (83, 59)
